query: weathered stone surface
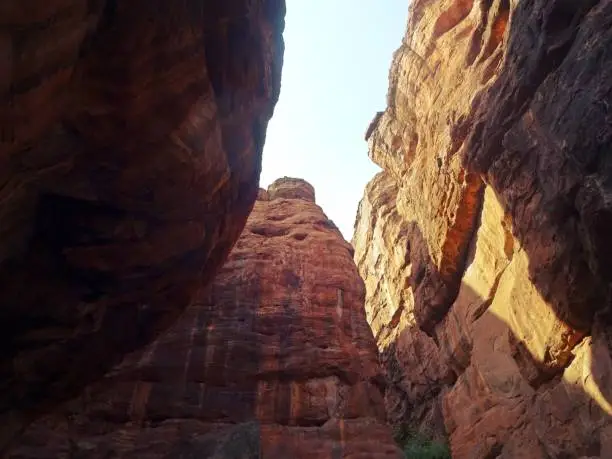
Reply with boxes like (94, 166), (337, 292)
(353, 172), (454, 442)
(8, 178), (402, 458)
(355, 0), (612, 457)
(0, 0), (285, 449)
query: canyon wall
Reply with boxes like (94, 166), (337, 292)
(8, 178), (402, 459)
(354, 0), (612, 457)
(0, 0), (285, 448)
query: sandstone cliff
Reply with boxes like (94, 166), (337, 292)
(8, 178), (402, 459)
(0, 0), (285, 448)
(354, 0), (612, 457)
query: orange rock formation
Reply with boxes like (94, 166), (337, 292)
(8, 178), (402, 459)
(354, 0), (612, 457)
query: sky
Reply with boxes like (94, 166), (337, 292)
(260, 1), (409, 240)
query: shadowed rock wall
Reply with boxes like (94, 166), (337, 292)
(0, 0), (285, 448)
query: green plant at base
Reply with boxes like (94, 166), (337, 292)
(402, 436), (450, 459)
(393, 425), (451, 459)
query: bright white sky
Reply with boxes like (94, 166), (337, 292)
(260, 1), (409, 240)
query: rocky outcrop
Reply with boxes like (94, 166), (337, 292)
(0, 1), (285, 448)
(354, 0), (612, 457)
(8, 178), (402, 459)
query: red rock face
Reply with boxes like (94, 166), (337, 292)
(8, 178), (402, 459)
(354, 0), (612, 457)
(0, 0), (285, 449)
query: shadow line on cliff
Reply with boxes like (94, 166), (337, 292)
(456, 0), (612, 414)
(374, 3), (612, 451)
(376, 220), (611, 458)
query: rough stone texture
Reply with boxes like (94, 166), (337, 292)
(354, 0), (612, 457)
(0, 0), (285, 449)
(8, 178), (402, 459)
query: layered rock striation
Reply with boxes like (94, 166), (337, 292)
(8, 178), (402, 459)
(0, 0), (285, 448)
(354, 0), (612, 457)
